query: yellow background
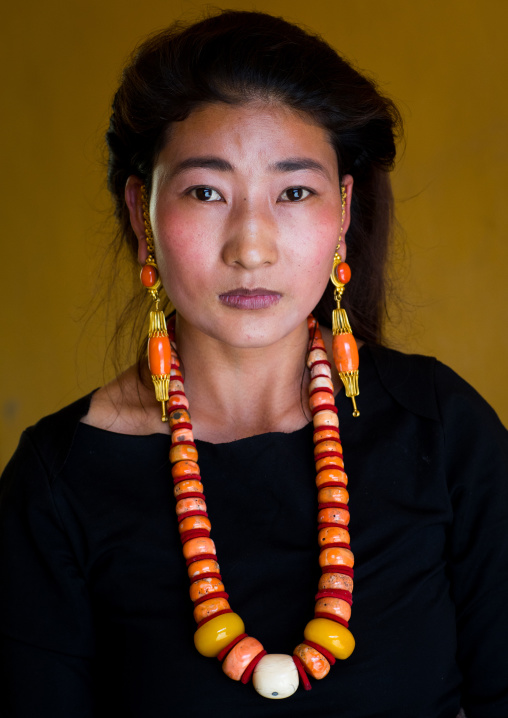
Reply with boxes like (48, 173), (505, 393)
(1, 0), (507, 470)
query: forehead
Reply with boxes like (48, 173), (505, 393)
(157, 101), (338, 171)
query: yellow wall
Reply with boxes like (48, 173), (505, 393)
(1, 0), (507, 469)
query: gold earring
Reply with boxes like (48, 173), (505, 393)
(330, 185), (360, 417)
(139, 185), (171, 422)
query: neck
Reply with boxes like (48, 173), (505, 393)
(174, 316), (315, 443)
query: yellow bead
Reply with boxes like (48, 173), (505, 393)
(193, 612), (245, 658)
(303, 618), (355, 660)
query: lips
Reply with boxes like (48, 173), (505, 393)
(219, 288), (281, 310)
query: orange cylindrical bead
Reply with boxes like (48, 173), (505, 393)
(316, 468), (347, 488)
(332, 333), (359, 374)
(172, 460), (200, 479)
(179, 516), (211, 535)
(293, 643), (330, 680)
(174, 480), (204, 497)
(222, 637), (265, 681)
(315, 597), (351, 622)
(316, 456), (344, 472)
(170, 444), (198, 463)
(318, 507), (350, 526)
(188, 558), (220, 578)
(182, 537), (216, 560)
(319, 547), (354, 568)
(318, 486), (349, 504)
(318, 572), (354, 593)
(140, 263), (158, 287)
(148, 335), (172, 376)
(335, 262), (351, 284)
(189, 577), (225, 602)
(318, 526), (350, 546)
(193, 597), (230, 623)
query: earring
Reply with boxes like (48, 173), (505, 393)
(139, 185), (171, 422)
(330, 185), (360, 417)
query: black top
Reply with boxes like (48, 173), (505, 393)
(1, 345), (507, 718)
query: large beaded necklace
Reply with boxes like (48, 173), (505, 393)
(165, 314), (355, 700)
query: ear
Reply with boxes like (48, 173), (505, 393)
(339, 174), (354, 260)
(125, 175), (149, 264)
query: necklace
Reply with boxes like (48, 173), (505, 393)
(166, 315), (355, 700)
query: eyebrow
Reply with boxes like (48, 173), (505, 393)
(169, 156), (330, 179)
(270, 157), (330, 178)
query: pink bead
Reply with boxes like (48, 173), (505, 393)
(308, 348), (328, 366)
(311, 363), (332, 379)
(309, 376), (334, 394)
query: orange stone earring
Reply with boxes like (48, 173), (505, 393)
(330, 186), (360, 417)
(140, 184), (171, 422)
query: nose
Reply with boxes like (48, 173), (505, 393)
(221, 201), (278, 269)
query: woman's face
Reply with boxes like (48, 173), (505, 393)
(128, 101), (352, 349)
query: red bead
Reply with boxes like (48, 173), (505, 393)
(140, 263), (158, 288)
(335, 262), (351, 285)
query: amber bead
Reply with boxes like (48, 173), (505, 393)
(318, 572), (354, 593)
(182, 537), (216, 560)
(319, 547), (354, 568)
(316, 468), (347, 488)
(317, 486), (349, 504)
(170, 444), (198, 463)
(315, 597), (351, 622)
(332, 333), (359, 374)
(140, 263), (158, 288)
(313, 409), (339, 428)
(179, 516), (211, 535)
(173, 480), (204, 497)
(317, 526), (350, 546)
(316, 455), (344, 472)
(187, 557), (220, 578)
(318, 507), (350, 526)
(189, 577), (225, 602)
(175, 497), (206, 516)
(148, 335), (172, 376)
(334, 262), (351, 285)
(222, 636), (264, 681)
(303, 618), (355, 660)
(169, 409), (191, 429)
(194, 612), (245, 657)
(293, 643), (330, 680)
(172, 460), (200, 479)
(193, 597), (231, 624)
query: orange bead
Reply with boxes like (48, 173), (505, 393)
(182, 537), (216, 560)
(316, 455), (344, 472)
(189, 577), (225, 602)
(319, 547), (354, 568)
(309, 391), (335, 411)
(167, 394), (189, 410)
(318, 507), (350, 526)
(169, 409), (191, 428)
(174, 480), (204, 497)
(148, 335), (172, 376)
(187, 557), (220, 578)
(313, 409), (339, 428)
(222, 636), (265, 681)
(179, 516), (211, 535)
(313, 428), (339, 445)
(172, 460), (200, 478)
(193, 597), (230, 623)
(316, 468), (347, 488)
(315, 597), (351, 621)
(175, 497), (206, 516)
(317, 526), (350, 546)
(332, 333), (359, 374)
(318, 486), (349, 504)
(169, 379), (184, 393)
(314, 440), (341, 457)
(318, 572), (354, 593)
(170, 444), (198, 463)
(140, 263), (158, 288)
(335, 262), (351, 285)
(172, 427), (194, 443)
(293, 643), (330, 680)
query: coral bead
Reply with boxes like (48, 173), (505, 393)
(148, 335), (172, 376)
(314, 440), (341, 457)
(189, 577), (225, 602)
(222, 637), (265, 681)
(304, 618), (355, 660)
(169, 410), (192, 429)
(187, 557), (220, 578)
(172, 460), (200, 479)
(170, 444), (198, 463)
(318, 572), (354, 593)
(175, 497), (206, 516)
(194, 612), (245, 657)
(140, 263), (158, 287)
(313, 409), (339, 428)
(309, 391), (335, 411)
(318, 526), (350, 546)
(182, 537), (216, 560)
(319, 547), (354, 568)
(311, 363), (332, 379)
(172, 427), (194, 443)
(315, 597), (351, 621)
(174, 480), (203, 497)
(179, 515), (211, 534)
(316, 455), (344, 472)
(193, 597), (230, 623)
(308, 348), (328, 366)
(318, 507), (350, 526)
(293, 643), (330, 680)
(252, 654), (299, 699)
(332, 333), (359, 374)
(318, 486), (349, 504)
(309, 376), (334, 394)
(313, 428), (340, 445)
(316, 468), (347, 488)
(168, 394), (189, 410)
(335, 262), (351, 284)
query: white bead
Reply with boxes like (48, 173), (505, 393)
(252, 654), (299, 699)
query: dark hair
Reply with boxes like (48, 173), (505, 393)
(106, 9), (402, 344)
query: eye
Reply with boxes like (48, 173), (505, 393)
(278, 187), (313, 202)
(189, 186), (223, 202)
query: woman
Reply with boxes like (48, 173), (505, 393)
(1, 10), (507, 717)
